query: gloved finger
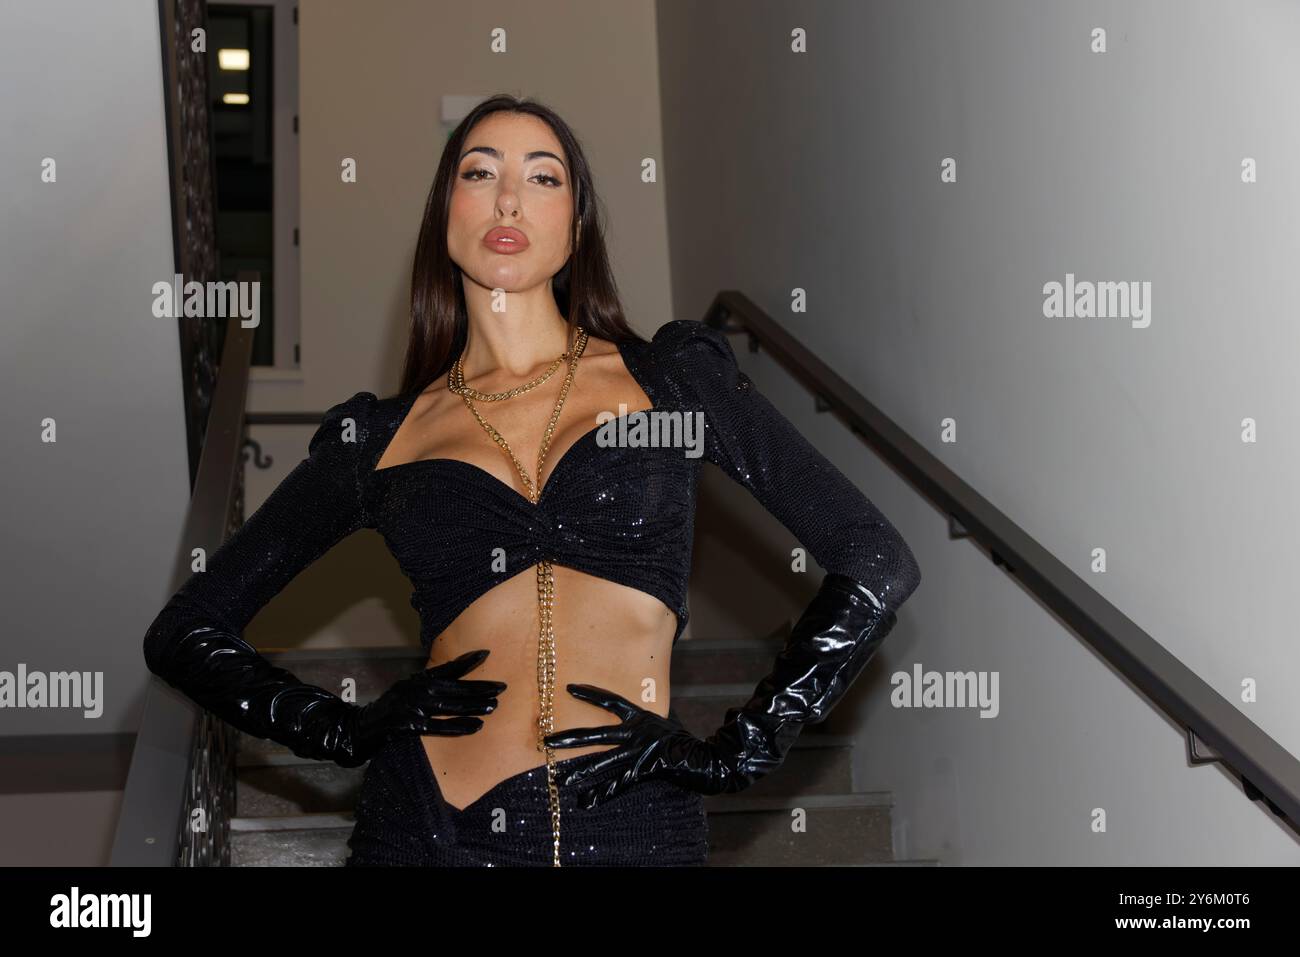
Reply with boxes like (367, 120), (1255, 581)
(554, 745), (639, 790)
(414, 715), (484, 736)
(410, 694), (500, 717)
(579, 774), (639, 811)
(543, 722), (632, 750)
(423, 677), (508, 697)
(563, 682), (643, 721)
(422, 649), (491, 680)
(573, 761), (643, 810)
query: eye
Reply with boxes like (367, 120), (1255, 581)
(458, 167), (563, 187)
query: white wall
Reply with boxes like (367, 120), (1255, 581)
(657, 0), (1300, 863)
(0, 0), (185, 736)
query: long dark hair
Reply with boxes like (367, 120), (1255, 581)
(399, 94), (644, 397)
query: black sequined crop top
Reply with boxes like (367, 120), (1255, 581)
(144, 319), (921, 660)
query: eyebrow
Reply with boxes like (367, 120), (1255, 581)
(459, 146), (567, 173)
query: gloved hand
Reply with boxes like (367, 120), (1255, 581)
(542, 686), (720, 808)
(346, 648), (508, 765)
(147, 623), (506, 768)
(543, 573), (898, 807)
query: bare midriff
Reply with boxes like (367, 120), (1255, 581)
(420, 566), (677, 811)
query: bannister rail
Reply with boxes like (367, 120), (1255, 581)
(703, 289), (1300, 834)
(111, 0), (244, 865)
(111, 319), (254, 866)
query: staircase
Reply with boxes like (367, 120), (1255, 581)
(229, 637), (937, 866)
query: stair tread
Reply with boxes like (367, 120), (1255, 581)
(232, 812), (354, 831)
(232, 789), (893, 829)
(813, 860), (940, 866)
(236, 729), (858, 767)
(704, 791), (893, 812)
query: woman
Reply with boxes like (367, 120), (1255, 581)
(142, 94), (921, 867)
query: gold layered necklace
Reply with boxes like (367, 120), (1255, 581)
(446, 324), (589, 867)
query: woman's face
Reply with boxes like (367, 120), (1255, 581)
(447, 111), (575, 295)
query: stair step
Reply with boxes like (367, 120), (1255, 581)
(704, 791), (892, 813)
(228, 793), (892, 830)
(814, 860), (941, 866)
(235, 733), (857, 816)
(259, 649), (423, 701)
(669, 631), (790, 684)
(236, 762), (367, 816)
(231, 826), (354, 867)
(704, 798), (894, 866)
(232, 812), (353, 831)
(230, 793), (894, 866)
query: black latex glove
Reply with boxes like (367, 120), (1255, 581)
(543, 573), (899, 807)
(542, 684), (722, 808)
(147, 623), (506, 768)
(347, 648), (508, 763)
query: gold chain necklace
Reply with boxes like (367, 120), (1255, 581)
(448, 349), (566, 401)
(446, 325), (589, 867)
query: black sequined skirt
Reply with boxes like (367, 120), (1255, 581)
(345, 733), (710, 866)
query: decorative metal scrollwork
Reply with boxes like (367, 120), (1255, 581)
(162, 0), (237, 867)
(164, 0), (223, 488)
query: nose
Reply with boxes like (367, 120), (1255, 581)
(495, 190), (519, 217)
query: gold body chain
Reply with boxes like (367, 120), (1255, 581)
(446, 325), (590, 867)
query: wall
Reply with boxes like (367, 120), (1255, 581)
(0, 0), (671, 864)
(0, 0), (181, 864)
(250, 0), (674, 652)
(0, 0), (185, 737)
(657, 0), (1300, 863)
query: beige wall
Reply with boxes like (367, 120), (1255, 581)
(290, 0), (671, 407)
(244, 0), (673, 653)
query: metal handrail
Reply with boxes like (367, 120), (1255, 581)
(111, 320), (254, 865)
(703, 289), (1300, 834)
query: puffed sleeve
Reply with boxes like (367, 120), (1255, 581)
(143, 390), (378, 672)
(665, 320), (921, 614)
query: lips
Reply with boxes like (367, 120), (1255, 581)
(483, 226), (529, 252)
